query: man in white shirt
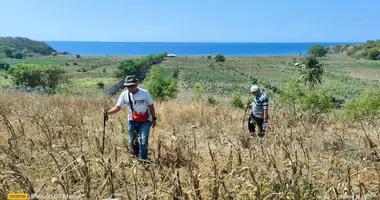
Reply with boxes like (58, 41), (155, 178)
(104, 75), (157, 162)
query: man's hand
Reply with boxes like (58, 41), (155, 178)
(151, 119), (157, 128)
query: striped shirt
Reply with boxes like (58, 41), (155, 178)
(250, 91), (269, 118)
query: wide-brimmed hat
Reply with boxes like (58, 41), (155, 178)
(123, 75), (138, 86)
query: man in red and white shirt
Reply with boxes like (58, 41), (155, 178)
(104, 75), (157, 162)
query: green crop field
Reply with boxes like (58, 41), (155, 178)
(1, 54), (380, 100)
(160, 55), (380, 100)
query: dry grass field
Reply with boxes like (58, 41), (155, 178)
(1, 91), (380, 199)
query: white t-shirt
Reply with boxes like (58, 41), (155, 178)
(116, 88), (155, 121)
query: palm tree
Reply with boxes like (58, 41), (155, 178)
(297, 55), (324, 90)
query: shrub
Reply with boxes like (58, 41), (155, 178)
(0, 61), (10, 70)
(368, 49), (380, 60)
(207, 96), (217, 105)
(231, 90), (244, 109)
(215, 54), (225, 62)
(76, 54), (81, 58)
(308, 45), (328, 57)
(97, 82), (105, 89)
(13, 52), (24, 59)
(7, 63), (66, 91)
(191, 82), (205, 102)
(142, 65), (178, 101)
(341, 89), (380, 121)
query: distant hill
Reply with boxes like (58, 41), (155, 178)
(328, 40), (380, 60)
(0, 36), (57, 58)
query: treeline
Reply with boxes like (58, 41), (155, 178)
(6, 63), (66, 92)
(115, 52), (167, 78)
(0, 36), (57, 59)
(329, 40), (380, 60)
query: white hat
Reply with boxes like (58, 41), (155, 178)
(250, 85), (259, 92)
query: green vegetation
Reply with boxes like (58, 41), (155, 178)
(231, 90), (244, 108)
(297, 55), (324, 89)
(341, 89), (380, 121)
(330, 40), (380, 60)
(142, 65), (178, 101)
(215, 54), (225, 62)
(7, 63), (66, 91)
(115, 53), (167, 78)
(0, 37), (56, 58)
(308, 44), (328, 57)
(191, 82), (205, 102)
(0, 61), (10, 70)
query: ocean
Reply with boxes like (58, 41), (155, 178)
(44, 41), (356, 56)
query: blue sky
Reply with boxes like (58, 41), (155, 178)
(0, 0), (379, 42)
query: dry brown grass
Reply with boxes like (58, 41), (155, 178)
(1, 92), (380, 200)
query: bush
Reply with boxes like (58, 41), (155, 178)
(368, 49), (380, 60)
(280, 78), (335, 117)
(231, 90), (244, 109)
(76, 54), (81, 58)
(207, 96), (217, 105)
(308, 45), (328, 57)
(215, 54), (225, 62)
(0, 61), (10, 70)
(341, 89), (380, 121)
(142, 65), (178, 101)
(13, 52), (24, 59)
(97, 82), (105, 89)
(191, 82), (205, 102)
(115, 53), (166, 79)
(7, 63), (66, 91)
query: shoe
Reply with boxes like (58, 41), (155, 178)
(258, 131), (265, 137)
(250, 132), (256, 137)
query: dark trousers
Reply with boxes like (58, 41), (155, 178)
(248, 115), (264, 135)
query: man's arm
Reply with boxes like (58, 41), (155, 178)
(106, 105), (121, 115)
(148, 104), (156, 119)
(263, 109), (268, 123)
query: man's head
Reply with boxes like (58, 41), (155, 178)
(124, 75), (139, 93)
(250, 85), (260, 96)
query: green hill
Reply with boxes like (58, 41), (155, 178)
(0, 36), (57, 58)
(329, 40), (380, 60)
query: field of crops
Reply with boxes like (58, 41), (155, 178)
(160, 55), (380, 100)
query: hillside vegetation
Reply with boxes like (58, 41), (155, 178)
(329, 40), (380, 60)
(0, 37), (56, 58)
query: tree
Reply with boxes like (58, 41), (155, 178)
(215, 54), (225, 62)
(368, 49), (380, 60)
(308, 45), (328, 57)
(115, 59), (140, 78)
(76, 54), (81, 58)
(0, 61), (10, 70)
(13, 52), (24, 59)
(142, 65), (178, 100)
(297, 55), (324, 90)
(7, 63), (66, 91)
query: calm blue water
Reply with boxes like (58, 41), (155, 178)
(44, 41), (357, 56)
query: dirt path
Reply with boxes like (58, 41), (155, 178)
(176, 72), (192, 101)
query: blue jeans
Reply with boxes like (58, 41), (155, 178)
(128, 120), (151, 160)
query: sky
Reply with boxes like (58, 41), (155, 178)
(0, 0), (379, 42)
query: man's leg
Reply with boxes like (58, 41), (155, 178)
(248, 115), (256, 136)
(138, 120), (152, 160)
(128, 121), (139, 157)
(253, 116), (264, 137)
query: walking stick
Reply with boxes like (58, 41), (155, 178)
(102, 108), (109, 158)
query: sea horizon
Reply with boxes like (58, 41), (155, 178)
(44, 41), (360, 56)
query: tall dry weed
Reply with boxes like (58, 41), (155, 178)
(0, 92), (380, 199)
